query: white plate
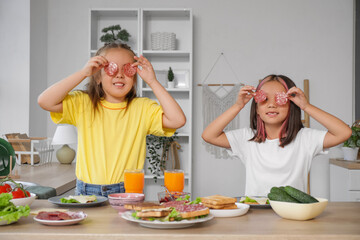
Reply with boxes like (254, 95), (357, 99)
(209, 203), (250, 218)
(33, 211), (87, 226)
(122, 211), (214, 229)
(48, 196), (108, 207)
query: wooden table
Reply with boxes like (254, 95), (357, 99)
(1, 200), (359, 240)
(14, 162), (76, 195)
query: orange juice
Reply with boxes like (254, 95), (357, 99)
(164, 170), (184, 192)
(124, 169), (144, 193)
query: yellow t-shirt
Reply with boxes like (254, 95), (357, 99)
(51, 91), (175, 184)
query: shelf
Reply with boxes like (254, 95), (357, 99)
(90, 8), (140, 54)
(176, 133), (190, 137)
(145, 174), (190, 179)
(90, 49), (138, 55)
(142, 50), (190, 57)
(142, 87), (189, 92)
(142, 8), (191, 18)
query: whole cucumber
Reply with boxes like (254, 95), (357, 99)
(268, 189), (300, 203)
(270, 187), (284, 195)
(284, 186), (319, 203)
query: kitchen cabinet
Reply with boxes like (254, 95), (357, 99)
(90, 8), (193, 200)
(330, 158), (360, 202)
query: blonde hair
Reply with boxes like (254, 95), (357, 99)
(84, 43), (137, 113)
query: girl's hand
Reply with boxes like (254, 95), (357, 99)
(133, 55), (157, 86)
(287, 86), (309, 110)
(235, 85), (256, 108)
(80, 56), (108, 77)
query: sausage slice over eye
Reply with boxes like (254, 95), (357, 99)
(275, 92), (288, 105)
(104, 62), (119, 77)
(123, 63), (137, 77)
(254, 90), (266, 103)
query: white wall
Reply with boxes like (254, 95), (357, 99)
(0, 0), (30, 135)
(1, 0), (354, 199)
(29, 0), (48, 137)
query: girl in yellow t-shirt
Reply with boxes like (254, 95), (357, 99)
(38, 43), (186, 197)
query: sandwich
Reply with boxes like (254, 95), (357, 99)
(127, 200), (209, 221)
(200, 195), (237, 209)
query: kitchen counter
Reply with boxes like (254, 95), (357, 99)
(14, 162), (76, 195)
(330, 158), (360, 169)
(1, 200), (359, 240)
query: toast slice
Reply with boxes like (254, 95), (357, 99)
(201, 195), (237, 205)
(124, 202), (167, 211)
(179, 208), (210, 219)
(202, 203), (238, 209)
(136, 207), (172, 218)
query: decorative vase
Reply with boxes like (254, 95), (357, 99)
(342, 147), (359, 161)
(167, 81), (175, 88)
(56, 144), (76, 164)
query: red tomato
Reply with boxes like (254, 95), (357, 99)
(25, 190), (31, 197)
(0, 183), (12, 193)
(11, 188), (25, 199)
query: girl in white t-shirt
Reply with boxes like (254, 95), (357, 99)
(202, 74), (351, 196)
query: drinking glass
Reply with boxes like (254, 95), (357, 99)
(164, 169), (184, 192)
(124, 169), (144, 193)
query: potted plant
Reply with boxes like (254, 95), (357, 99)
(167, 67), (175, 88)
(100, 24), (130, 44)
(342, 121), (360, 161)
(146, 133), (178, 182)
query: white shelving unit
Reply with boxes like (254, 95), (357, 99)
(89, 8), (193, 201)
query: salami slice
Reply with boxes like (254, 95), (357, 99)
(104, 62), (119, 77)
(275, 92), (288, 105)
(161, 201), (207, 212)
(36, 211), (73, 220)
(123, 63), (137, 77)
(254, 90), (266, 103)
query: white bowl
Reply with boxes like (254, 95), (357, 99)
(269, 198), (328, 221)
(108, 193), (145, 212)
(10, 193), (36, 207)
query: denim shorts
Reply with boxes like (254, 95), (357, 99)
(75, 179), (125, 197)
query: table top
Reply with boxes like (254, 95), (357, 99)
(330, 158), (360, 170)
(1, 200), (360, 240)
(14, 162), (76, 195)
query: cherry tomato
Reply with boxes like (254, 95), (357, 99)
(11, 188), (25, 199)
(0, 183), (12, 193)
(25, 190), (31, 197)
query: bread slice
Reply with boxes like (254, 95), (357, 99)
(136, 208), (172, 218)
(201, 195), (237, 205)
(179, 208), (210, 219)
(124, 202), (166, 211)
(202, 203), (238, 209)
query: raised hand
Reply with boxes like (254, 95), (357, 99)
(235, 85), (256, 109)
(81, 56), (108, 77)
(133, 55), (157, 86)
(287, 87), (309, 110)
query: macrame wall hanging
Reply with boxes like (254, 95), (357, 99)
(198, 53), (244, 159)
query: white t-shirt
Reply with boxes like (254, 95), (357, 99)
(225, 128), (328, 196)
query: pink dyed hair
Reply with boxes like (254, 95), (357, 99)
(254, 77), (290, 144)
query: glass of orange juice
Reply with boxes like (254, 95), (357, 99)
(164, 169), (184, 192)
(124, 169), (144, 193)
